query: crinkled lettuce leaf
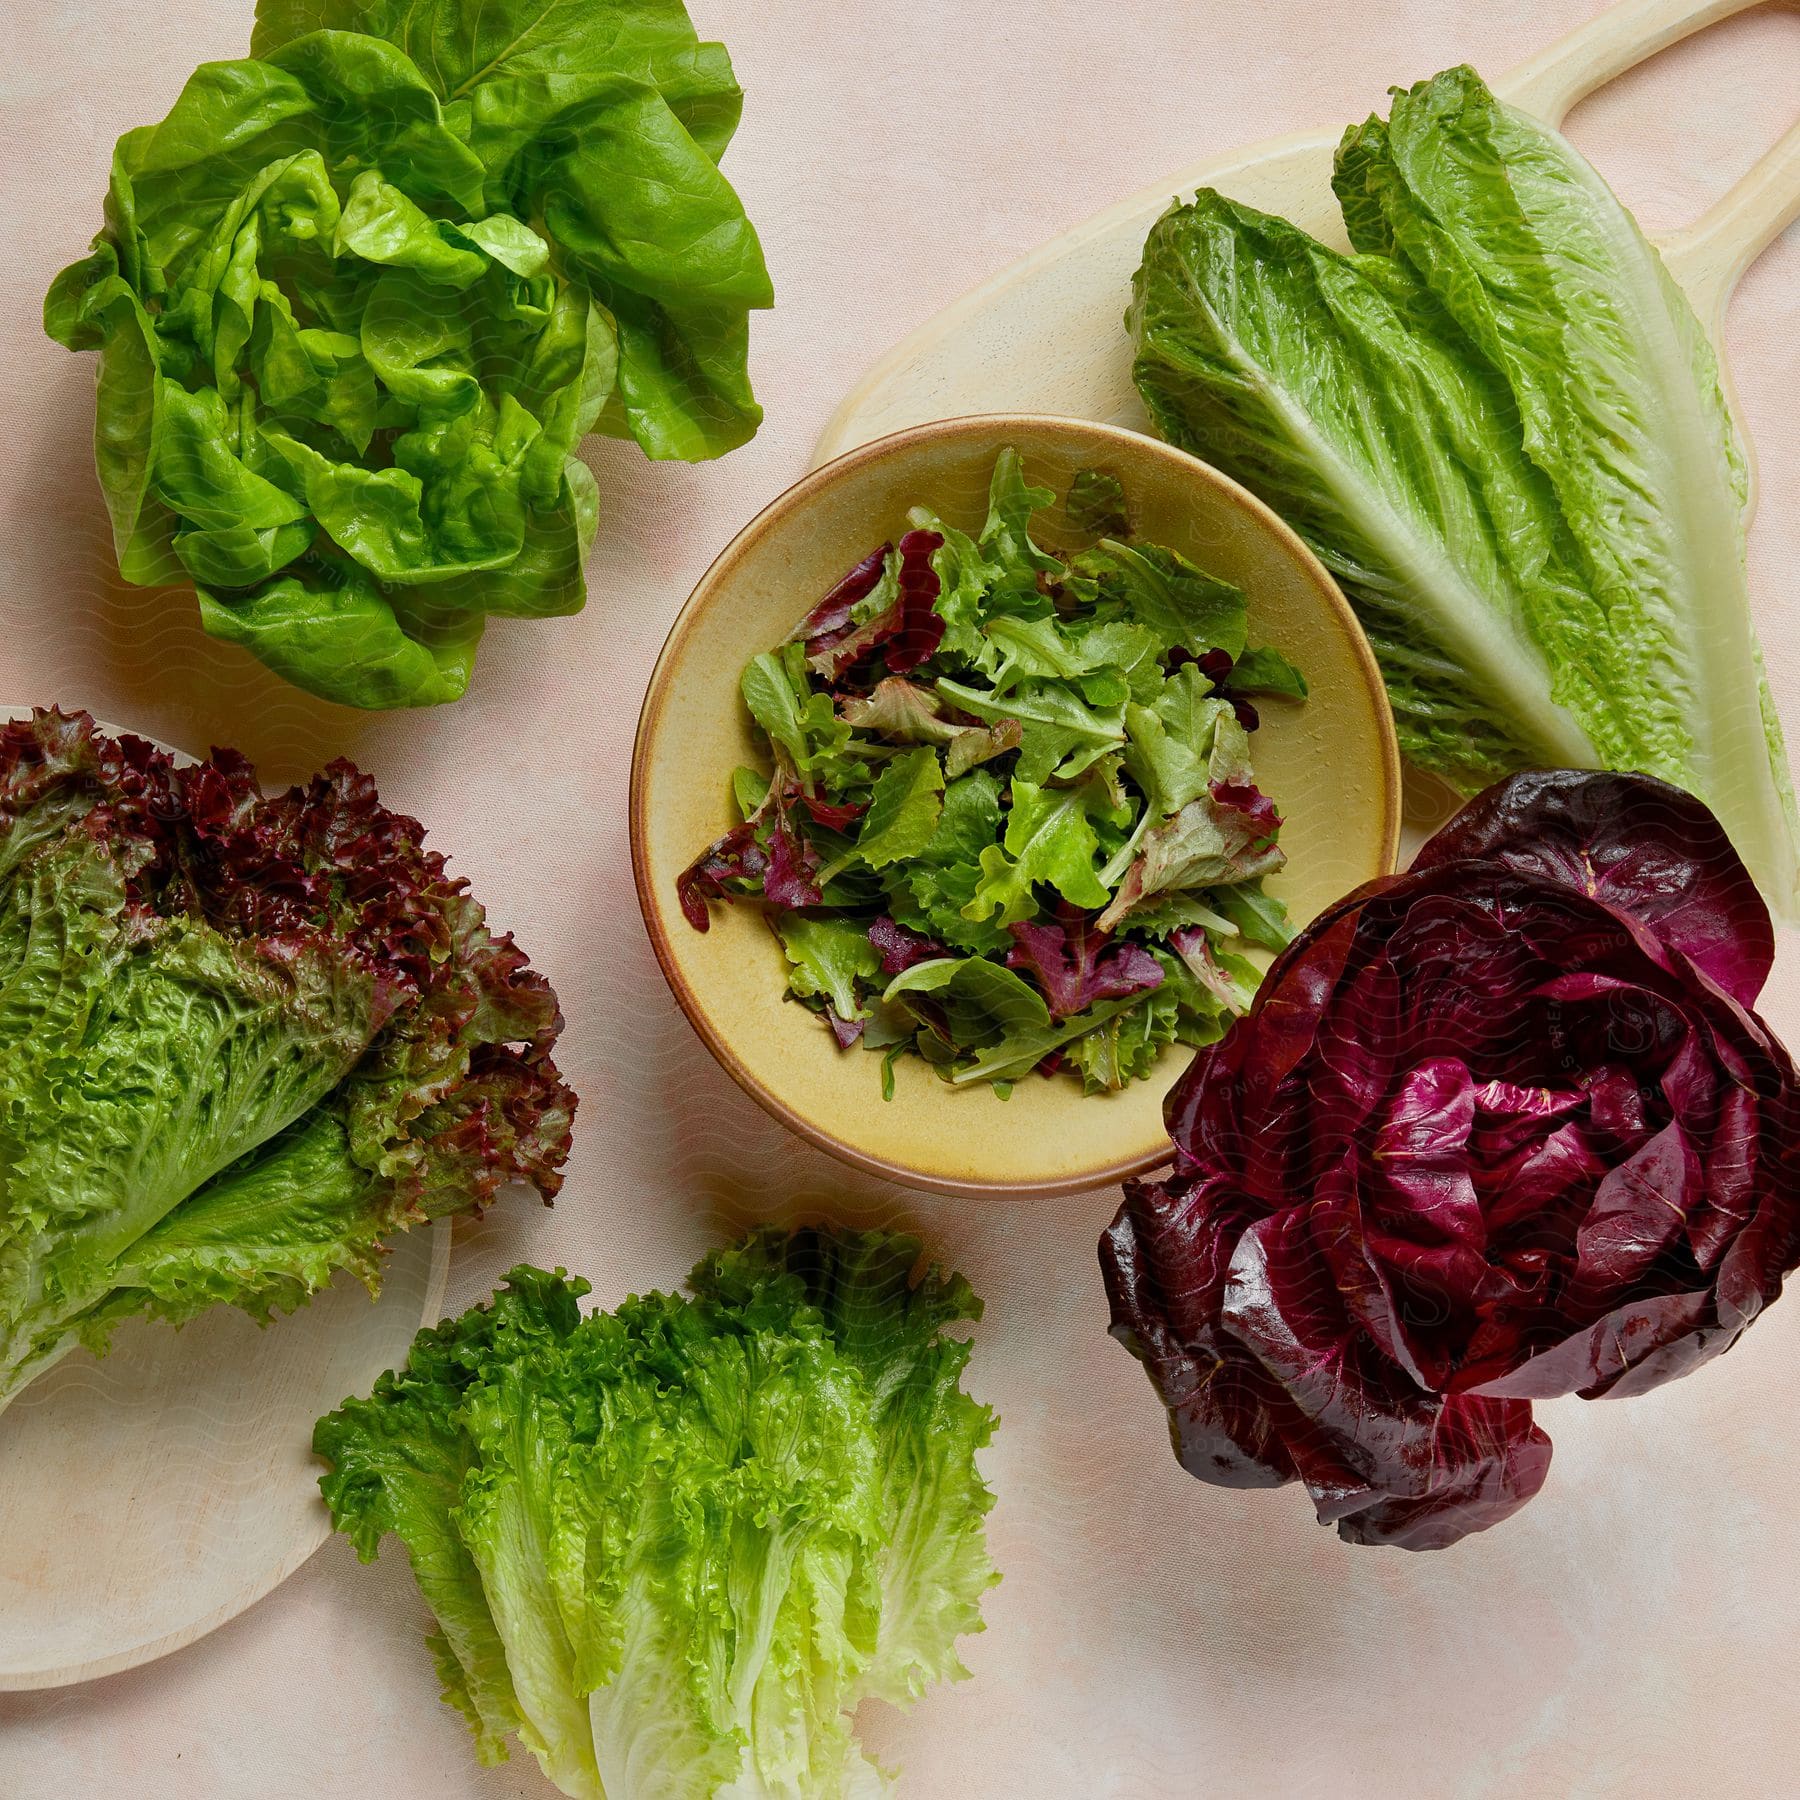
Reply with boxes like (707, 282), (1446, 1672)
(316, 1227), (999, 1799)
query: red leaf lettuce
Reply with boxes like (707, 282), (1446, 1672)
(0, 707), (575, 1408)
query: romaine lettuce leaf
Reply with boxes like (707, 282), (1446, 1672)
(1131, 188), (1599, 785)
(1130, 64), (1798, 917)
(1333, 65), (1797, 918)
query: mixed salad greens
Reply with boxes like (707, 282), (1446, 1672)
(46, 0), (772, 709)
(1131, 64), (1799, 922)
(677, 452), (1306, 1096)
(316, 1225), (998, 1799)
(0, 709), (573, 1411)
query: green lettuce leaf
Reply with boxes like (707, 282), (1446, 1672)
(0, 838), (376, 1398)
(1131, 188), (1601, 785)
(315, 1228), (998, 1798)
(1227, 646), (1309, 701)
(1333, 65), (1798, 916)
(777, 914), (882, 1022)
(1130, 63), (1797, 916)
(315, 1266), (587, 1761)
(1064, 467), (1130, 539)
(1068, 540), (1248, 661)
(883, 955), (1052, 1043)
(946, 991), (1150, 1089)
(935, 676), (1125, 785)
(45, 1), (770, 709)
(1209, 880), (1295, 951)
(1063, 984), (1184, 1092)
(855, 747), (946, 869)
(1121, 663), (1234, 817)
(964, 776), (1114, 922)
(742, 647), (867, 793)
(883, 771), (1011, 957)
(694, 1229), (998, 1707)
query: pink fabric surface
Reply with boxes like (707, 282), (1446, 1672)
(3, 1), (1798, 1794)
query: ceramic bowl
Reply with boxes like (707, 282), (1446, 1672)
(630, 415), (1400, 1197)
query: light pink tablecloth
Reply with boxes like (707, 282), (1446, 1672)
(3, 2), (1798, 1794)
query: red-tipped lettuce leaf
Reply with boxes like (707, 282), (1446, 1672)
(676, 781), (822, 929)
(807, 530), (946, 685)
(677, 820), (767, 933)
(0, 708), (574, 1411)
(788, 543), (893, 651)
(1096, 780), (1285, 932)
(840, 677), (1023, 777)
(763, 814), (824, 910)
(887, 528), (947, 675)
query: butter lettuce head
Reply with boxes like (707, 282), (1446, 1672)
(0, 709), (574, 1409)
(44, 0), (772, 709)
(1130, 64), (1799, 920)
(315, 1226), (999, 1799)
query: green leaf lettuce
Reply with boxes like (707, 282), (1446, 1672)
(316, 1226), (999, 1798)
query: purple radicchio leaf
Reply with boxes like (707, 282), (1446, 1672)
(1005, 906), (1163, 1019)
(1100, 767), (1800, 1550)
(868, 914), (948, 976)
(1412, 768), (1774, 1009)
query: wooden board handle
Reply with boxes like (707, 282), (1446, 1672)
(1498, 0), (1797, 317)
(1498, 0), (1777, 120)
(1662, 117), (1800, 316)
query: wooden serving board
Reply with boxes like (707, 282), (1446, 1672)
(0, 716), (452, 1690)
(814, 0), (1800, 513)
